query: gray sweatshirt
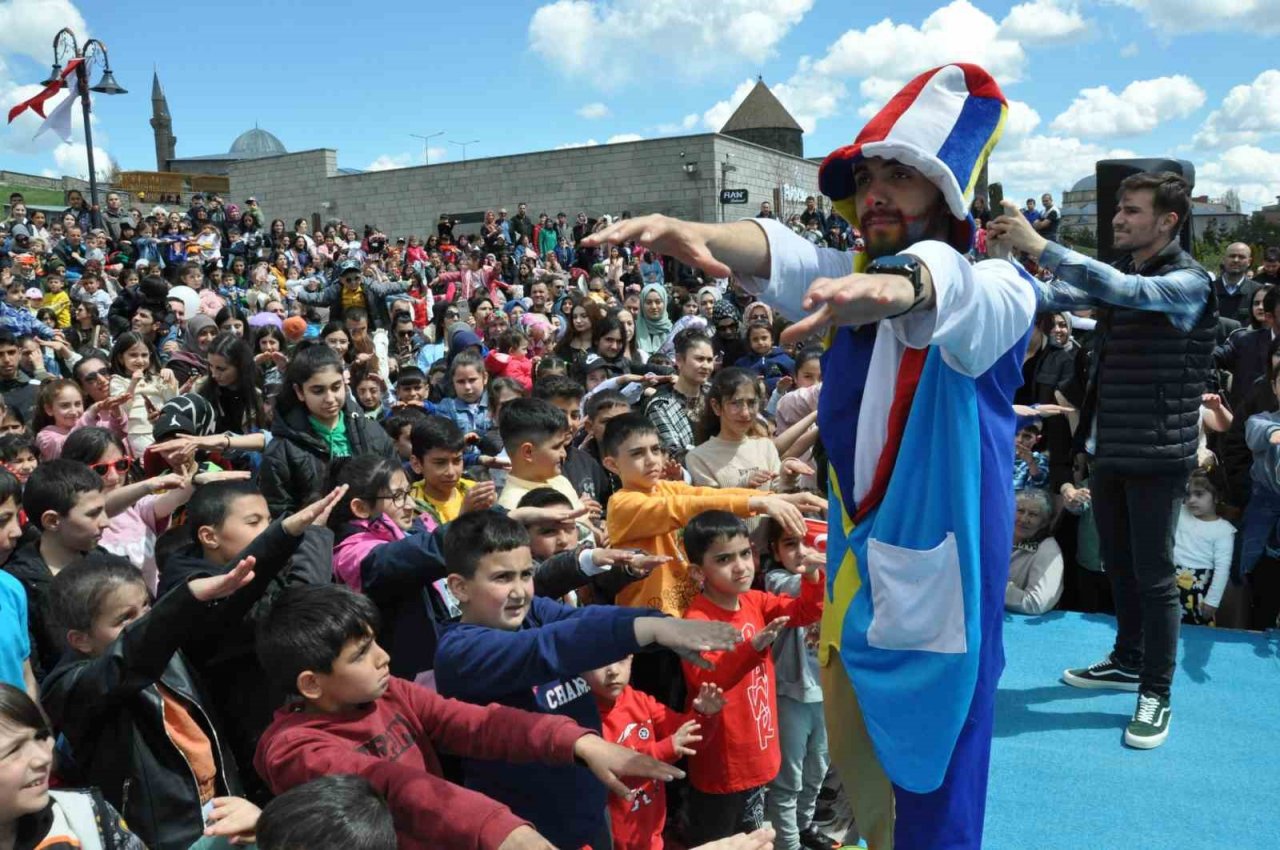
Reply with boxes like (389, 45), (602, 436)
(764, 569), (823, 703)
(1245, 411), (1280, 494)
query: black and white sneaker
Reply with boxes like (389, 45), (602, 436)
(1123, 692), (1171, 749)
(1062, 654), (1141, 691)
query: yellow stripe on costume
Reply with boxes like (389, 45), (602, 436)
(962, 103), (1008, 201)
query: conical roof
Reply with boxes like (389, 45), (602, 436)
(720, 78), (803, 133)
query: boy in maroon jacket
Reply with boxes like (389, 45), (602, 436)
(253, 583), (684, 850)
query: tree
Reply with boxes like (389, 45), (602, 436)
(1222, 188), (1242, 214)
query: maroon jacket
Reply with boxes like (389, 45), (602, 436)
(254, 676), (589, 849)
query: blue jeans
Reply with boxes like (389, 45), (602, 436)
(1239, 485), (1280, 578)
(767, 696), (829, 850)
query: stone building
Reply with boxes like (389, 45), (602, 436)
(150, 70), (294, 177)
(218, 80), (822, 234)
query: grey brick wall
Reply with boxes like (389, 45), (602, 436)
(227, 134), (823, 238)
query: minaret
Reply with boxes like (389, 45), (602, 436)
(149, 69), (176, 172)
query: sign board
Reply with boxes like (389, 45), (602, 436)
(719, 188), (749, 204)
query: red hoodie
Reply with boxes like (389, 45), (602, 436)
(254, 676), (589, 850)
(596, 686), (707, 850)
(680, 577), (823, 794)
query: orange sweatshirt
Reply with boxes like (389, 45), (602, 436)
(681, 578), (823, 795)
(607, 481), (760, 615)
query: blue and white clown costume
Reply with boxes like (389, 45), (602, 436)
(740, 64), (1036, 849)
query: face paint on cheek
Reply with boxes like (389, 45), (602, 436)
(902, 212), (932, 245)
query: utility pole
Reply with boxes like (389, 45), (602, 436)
(410, 131), (445, 165)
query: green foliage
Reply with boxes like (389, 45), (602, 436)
(0, 183), (67, 208)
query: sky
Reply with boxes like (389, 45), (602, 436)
(2, 0), (1279, 210)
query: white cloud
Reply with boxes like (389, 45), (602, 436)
(813, 1), (1027, 90)
(655, 113), (700, 134)
(1050, 75), (1205, 138)
(0, 0), (89, 64)
(999, 0), (1089, 44)
(528, 0), (813, 82)
(52, 142), (114, 182)
(1005, 99), (1042, 138)
(1107, 0), (1280, 36)
(365, 154), (414, 171)
(577, 102), (609, 119)
(1197, 144), (1280, 210)
(556, 139), (598, 150)
(1119, 42), (1139, 57)
(989, 134), (1137, 202)
(702, 79), (757, 131)
(1194, 69), (1280, 148)
(605, 133), (643, 144)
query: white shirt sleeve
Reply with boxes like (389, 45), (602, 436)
(892, 242), (1037, 378)
(738, 218), (855, 323)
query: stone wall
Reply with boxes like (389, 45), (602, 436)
(227, 134), (822, 238)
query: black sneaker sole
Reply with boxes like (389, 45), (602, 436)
(1061, 668), (1140, 691)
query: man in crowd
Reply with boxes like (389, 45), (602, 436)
(1022, 197), (1041, 227)
(756, 200), (775, 219)
(992, 170), (1214, 751)
(100, 193), (129, 244)
(1255, 246), (1280, 286)
(510, 202), (534, 246)
(1033, 193), (1060, 243)
(1214, 242), (1258, 323)
(800, 195), (827, 232)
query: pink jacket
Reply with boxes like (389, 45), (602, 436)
(332, 513), (438, 592)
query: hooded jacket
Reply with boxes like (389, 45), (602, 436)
(734, 345), (795, 394)
(258, 404), (397, 517)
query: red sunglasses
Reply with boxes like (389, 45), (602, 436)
(89, 456), (133, 476)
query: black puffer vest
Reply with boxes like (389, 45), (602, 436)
(1083, 239), (1216, 475)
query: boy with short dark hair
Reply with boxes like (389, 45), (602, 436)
(6, 459), (171, 679)
(494, 397), (583, 513)
(0, 432), (38, 484)
(408, 415), (492, 525)
(601, 414), (825, 616)
(392, 366), (439, 415)
(381, 408), (428, 466)
(679, 510), (824, 846)
(534, 376), (615, 516)
(432, 509), (743, 850)
(254, 581), (685, 850)
(158, 479), (334, 800)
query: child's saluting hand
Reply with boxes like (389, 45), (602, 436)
(692, 682), (727, 715)
(188, 555), (255, 602)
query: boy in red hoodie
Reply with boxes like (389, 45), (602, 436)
(484, 327), (534, 390)
(253, 583), (685, 850)
(585, 657), (727, 850)
(679, 510), (824, 846)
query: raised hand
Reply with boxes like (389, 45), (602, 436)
(670, 719), (703, 757)
(282, 485), (349, 536)
(746, 469), (776, 489)
(460, 480), (498, 514)
(202, 796), (261, 844)
(691, 827), (777, 850)
(779, 491), (827, 514)
(572, 734), (684, 799)
(692, 682), (727, 716)
(781, 458), (815, 479)
(580, 214), (733, 279)
(640, 617), (743, 670)
(189, 556), (256, 602)
(509, 503), (590, 528)
(751, 616), (791, 651)
(779, 273), (916, 345)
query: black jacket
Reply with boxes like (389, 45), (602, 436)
(41, 518), (313, 850)
(3, 542), (63, 681)
(1213, 274), (1261, 325)
(1214, 326), (1272, 410)
(0, 376), (38, 423)
(1083, 240), (1216, 475)
(258, 404), (397, 516)
(294, 275), (409, 329)
(41, 582), (240, 850)
(157, 521), (327, 801)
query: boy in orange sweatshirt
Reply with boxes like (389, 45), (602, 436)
(602, 413), (825, 617)
(585, 657), (727, 850)
(679, 510), (824, 846)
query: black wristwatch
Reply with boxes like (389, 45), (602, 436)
(866, 255), (924, 318)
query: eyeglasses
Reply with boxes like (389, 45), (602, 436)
(397, 330), (415, 338)
(89, 456), (133, 476)
(373, 489), (412, 506)
(444, 310), (460, 319)
(79, 367), (111, 383)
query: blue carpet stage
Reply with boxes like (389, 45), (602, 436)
(984, 612), (1280, 850)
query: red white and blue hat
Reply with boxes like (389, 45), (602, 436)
(819, 64), (1007, 251)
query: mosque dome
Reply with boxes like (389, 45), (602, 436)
(229, 127), (287, 158)
(1069, 174), (1096, 193)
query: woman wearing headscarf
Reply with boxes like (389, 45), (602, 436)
(166, 314), (217, 386)
(710, 298), (746, 366)
(635, 282), (674, 359)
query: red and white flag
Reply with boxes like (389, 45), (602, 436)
(34, 87), (80, 143)
(6, 57), (83, 125)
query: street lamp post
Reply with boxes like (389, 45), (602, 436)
(449, 139), (479, 162)
(410, 131), (445, 165)
(44, 28), (127, 223)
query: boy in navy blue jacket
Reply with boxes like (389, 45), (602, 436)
(433, 510), (742, 850)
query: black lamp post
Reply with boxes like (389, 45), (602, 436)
(41, 28), (127, 222)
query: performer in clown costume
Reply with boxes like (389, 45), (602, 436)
(585, 64), (1034, 849)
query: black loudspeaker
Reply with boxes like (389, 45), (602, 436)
(1095, 158), (1195, 264)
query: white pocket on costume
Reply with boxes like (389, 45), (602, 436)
(866, 533), (967, 654)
